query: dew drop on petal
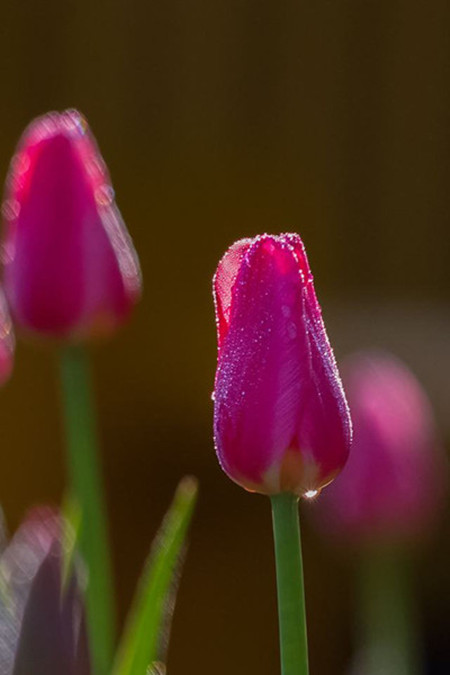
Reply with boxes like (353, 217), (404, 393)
(287, 322), (297, 339)
(11, 152), (30, 175)
(2, 199), (20, 221)
(95, 184), (114, 206)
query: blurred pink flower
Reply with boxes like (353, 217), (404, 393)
(213, 233), (352, 496)
(316, 352), (447, 545)
(1, 110), (141, 341)
(0, 507), (90, 675)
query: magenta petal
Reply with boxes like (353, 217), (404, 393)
(214, 236), (304, 487)
(2, 110), (141, 340)
(213, 237), (252, 347)
(283, 234), (351, 483)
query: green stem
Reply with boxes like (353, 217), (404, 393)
(271, 493), (309, 675)
(358, 549), (421, 675)
(59, 345), (115, 675)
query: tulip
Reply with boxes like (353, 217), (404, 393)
(316, 351), (446, 545)
(1, 109), (141, 341)
(213, 233), (352, 675)
(213, 233), (352, 497)
(0, 507), (90, 675)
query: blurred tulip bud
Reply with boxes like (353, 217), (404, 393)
(0, 288), (14, 385)
(213, 233), (352, 496)
(0, 508), (90, 675)
(315, 352), (447, 545)
(1, 110), (141, 341)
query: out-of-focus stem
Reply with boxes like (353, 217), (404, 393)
(271, 493), (309, 675)
(59, 345), (115, 675)
(357, 549), (421, 675)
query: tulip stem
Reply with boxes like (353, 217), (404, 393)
(271, 493), (309, 675)
(357, 549), (421, 675)
(59, 345), (115, 675)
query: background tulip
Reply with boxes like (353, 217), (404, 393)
(0, 507), (90, 675)
(1, 109), (141, 341)
(213, 233), (352, 497)
(316, 351), (446, 545)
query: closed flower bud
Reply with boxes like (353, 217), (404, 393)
(213, 233), (352, 496)
(316, 352), (447, 545)
(1, 110), (141, 341)
(0, 508), (90, 675)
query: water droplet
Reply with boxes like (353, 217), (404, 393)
(287, 322), (297, 339)
(63, 109), (87, 134)
(12, 152), (30, 175)
(304, 490), (318, 499)
(2, 199), (20, 221)
(95, 184), (114, 206)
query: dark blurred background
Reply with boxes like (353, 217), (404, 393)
(0, 1), (449, 673)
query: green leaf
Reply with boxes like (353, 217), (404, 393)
(113, 476), (198, 675)
(61, 493), (82, 592)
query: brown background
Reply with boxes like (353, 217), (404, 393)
(0, 1), (449, 673)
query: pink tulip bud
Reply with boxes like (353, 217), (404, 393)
(1, 110), (141, 341)
(213, 234), (352, 496)
(316, 352), (447, 544)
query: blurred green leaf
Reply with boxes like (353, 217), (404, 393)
(113, 476), (198, 675)
(61, 493), (82, 592)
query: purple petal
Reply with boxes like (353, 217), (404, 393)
(12, 544), (74, 675)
